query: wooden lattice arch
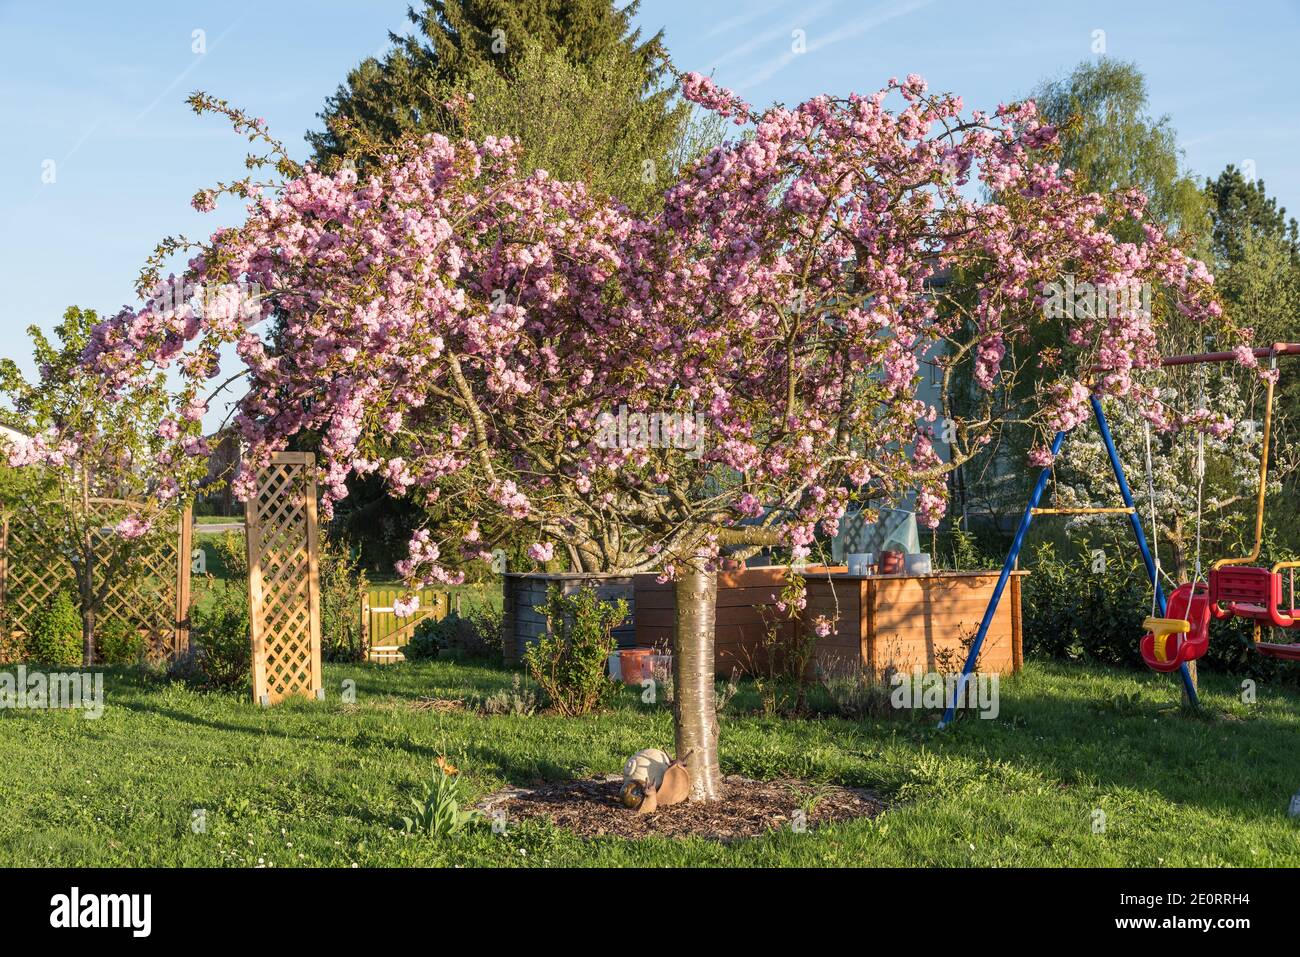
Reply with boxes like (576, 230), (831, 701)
(0, 498), (192, 662)
(246, 451), (322, 705)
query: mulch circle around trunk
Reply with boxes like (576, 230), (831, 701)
(479, 774), (887, 841)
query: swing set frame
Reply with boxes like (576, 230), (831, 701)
(940, 342), (1300, 728)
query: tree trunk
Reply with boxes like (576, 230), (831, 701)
(78, 561), (96, 666)
(672, 565), (721, 801)
(81, 603), (96, 667)
(1169, 517), (1188, 583)
(79, 466), (96, 666)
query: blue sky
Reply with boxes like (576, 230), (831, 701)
(2, 0), (1296, 429)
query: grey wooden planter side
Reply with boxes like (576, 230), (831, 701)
(501, 573), (637, 666)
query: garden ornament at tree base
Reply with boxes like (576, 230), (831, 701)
(620, 748), (693, 813)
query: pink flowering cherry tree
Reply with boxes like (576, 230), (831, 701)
(595, 74), (1224, 796)
(85, 75), (1225, 801)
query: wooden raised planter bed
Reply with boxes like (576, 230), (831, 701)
(633, 565), (844, 677)
(632, 567), (1024, 678)
(805, 571), (1026, 677)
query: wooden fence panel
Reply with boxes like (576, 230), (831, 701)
(246, 452), (322, 705)
(0, 498), (192, 662)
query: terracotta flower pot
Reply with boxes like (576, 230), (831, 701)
(617, 648), (654, 685)
(879, 550), (905, 575)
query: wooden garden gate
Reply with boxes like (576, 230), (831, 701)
(245, 451), (322, 705)
(362, 587), (450, 662)
(0, 498), (192, 661)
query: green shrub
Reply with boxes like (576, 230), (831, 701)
(1023, 543), (1153, 667)
(404, 614), (446, 661)
(179, 581), (251, 690)
(320, 531), (368, 662)
(28, 592), (82, 667)
(211, 530), (247, 578)
(523, 586), (624, 716)
(97, 618), (147, 665)
(458, 600), (503, 661)
(405, 602), (503, 663)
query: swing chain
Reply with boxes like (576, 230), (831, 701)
(1193, 365), (1206, 587)
(1144, 419), (1160, 617)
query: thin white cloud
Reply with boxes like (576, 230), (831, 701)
(131, 15), (248, 126)
(700, 1), (790, 41)
(706, 0), (840, 72)
(735, 0), (937, 91)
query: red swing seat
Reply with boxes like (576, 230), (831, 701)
(1139, 582), (1211, 673)
(1208, 565), (1300, 659)
(1255, 642), (1300, 661)
(1208, 566), (1298, 628)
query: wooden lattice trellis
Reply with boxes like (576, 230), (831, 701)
(246, 451), (322, 705)
(0, 498), (192, 662)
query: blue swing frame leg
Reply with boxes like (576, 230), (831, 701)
(938, 398), (1198, 728)
(1091, 397), (1199, 707)
(938, 429), (1065, 729)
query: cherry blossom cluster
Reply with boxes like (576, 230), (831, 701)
(81, 73), (1227, 589)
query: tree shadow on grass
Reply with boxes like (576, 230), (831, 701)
(113, 698), (444, 763)
(114, 693), (587, 789)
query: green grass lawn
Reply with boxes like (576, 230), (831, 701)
(1, 658), (1298, 866)
(194, 515), (243, 525)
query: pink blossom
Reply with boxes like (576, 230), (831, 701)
(115, 514), (152, 540)
(1027, 446), (1056, 468)
(77, 73), (1225, 590)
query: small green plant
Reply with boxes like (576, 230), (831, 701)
(177, 579), (251, 689)
(320, 531), (368, 662)
(523, 585), (625, 716)
(715, 673), (740, 714)
(816, 662), (898, 719)
(97, 618), (148, 665)
(28, 591), (82, 667)
(402, 758), (480, 837)
(747, 574), (821, 716)
(471, 674), (540, 715)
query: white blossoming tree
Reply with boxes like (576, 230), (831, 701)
(1050, 366), (1293, 582)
